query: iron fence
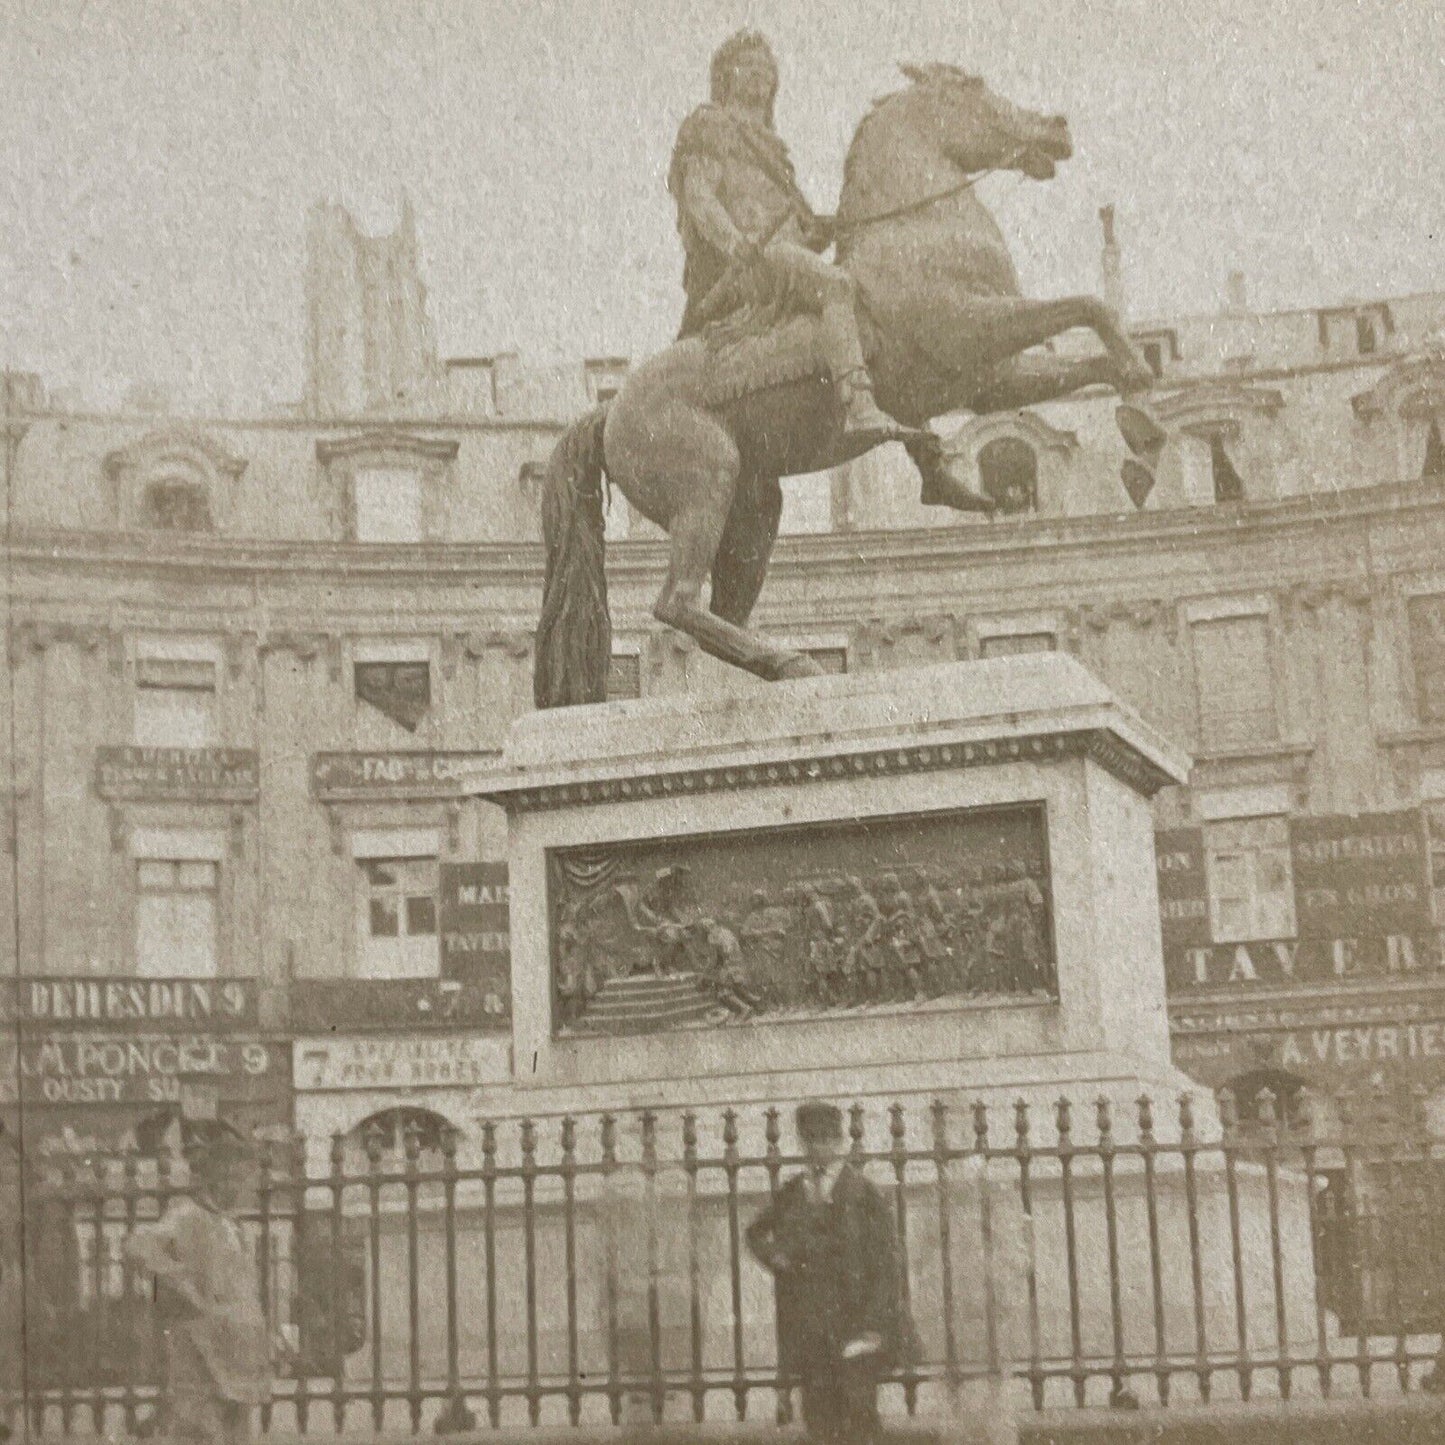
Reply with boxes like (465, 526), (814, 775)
(4, 1087), (1445, 1435)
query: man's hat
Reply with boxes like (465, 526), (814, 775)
(183, 1119), (256, 1171)
(795, 1100), (844, 1143)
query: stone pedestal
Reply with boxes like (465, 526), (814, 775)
(471, 654), (1208, 1131)
(461, 657), (1317, 1417)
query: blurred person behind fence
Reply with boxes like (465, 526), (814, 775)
(125, 1122), (271, 1445)
(745, 1100), (917, 1444)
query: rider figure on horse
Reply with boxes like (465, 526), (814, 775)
(668, 29), (996, 509)
(669, 30), (919, 451)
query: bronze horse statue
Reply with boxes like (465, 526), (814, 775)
(534, 64), (1154, 707)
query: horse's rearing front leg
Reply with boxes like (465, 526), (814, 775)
(957, 295), (1153, 396)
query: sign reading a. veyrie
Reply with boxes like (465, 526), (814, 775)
(292, 1035), (511, 1091)
(0, 977), (257, 1030)
(439, 862), (511, 1026)
(95, 747), (259, 801)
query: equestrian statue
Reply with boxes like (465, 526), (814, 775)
(534, 30), (1160, 708)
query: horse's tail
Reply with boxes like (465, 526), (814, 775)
(534, 405), (612, 709)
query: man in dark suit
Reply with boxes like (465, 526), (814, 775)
(746, 1101), (915, 1444)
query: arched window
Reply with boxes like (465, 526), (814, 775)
(977, 437), (1038, 514)
(348, 1106), (453, 1170)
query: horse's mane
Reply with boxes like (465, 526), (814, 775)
(842, 63), (980, 192)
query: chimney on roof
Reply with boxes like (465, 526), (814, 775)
(1099, 205), (1126, 323)
(1225, 270), (1248, 316)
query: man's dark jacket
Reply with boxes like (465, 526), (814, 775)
(745, 1161), (917, 1376)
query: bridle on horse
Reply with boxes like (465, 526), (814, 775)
(834, 147), (1026, 237)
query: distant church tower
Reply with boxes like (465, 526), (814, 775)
(305, 197), (442, 416)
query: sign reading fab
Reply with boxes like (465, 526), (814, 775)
(293, 1035), (512, 1091)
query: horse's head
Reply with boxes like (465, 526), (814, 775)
(899, 62), (1071, 180)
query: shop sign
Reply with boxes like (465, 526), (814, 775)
(1155, 827), (1210, 950)
(1290, 811), (1429, 939)
(95, 747), (259, 802)
(1166, 933), (1445, 991)
(310, 751), (498, 801)
(1173, 1018), (1445, 1082)
(292, 1035), (512, 1092)
(439, 862), (510, 1026)
(1, 1035), (282, 1108)
(0, 977), (257, 1031)
(289, 978), (498, 1032)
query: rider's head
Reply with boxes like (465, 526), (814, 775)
(711, 29), (778, 125)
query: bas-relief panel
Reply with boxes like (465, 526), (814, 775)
(547, 804), (1056, 1038)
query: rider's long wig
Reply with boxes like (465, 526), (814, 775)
(709, 29), (778, 127)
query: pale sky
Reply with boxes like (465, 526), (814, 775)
(1, 0), (1440, 410)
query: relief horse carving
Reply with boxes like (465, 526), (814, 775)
(534, 63), (1154, 707)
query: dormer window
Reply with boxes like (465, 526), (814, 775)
(978, 437), (1038, 514)
(316, 431), (459, 544)
(1317, 303), (1393, 357)
(1351, 359), (1445, 485)
(1153, 383), (1284, 507)
(103, 429), (246, 534)
(1130, 328), (1180, 380)
(944, 412), (1075, 520)
(1210, 433), (1246, 503)
(585, 357), (629, 407)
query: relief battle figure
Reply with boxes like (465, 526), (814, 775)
(668, 30), (916, 449)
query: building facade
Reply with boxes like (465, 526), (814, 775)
(6, 203), (1445, 1170)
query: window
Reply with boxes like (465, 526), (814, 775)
(1141, 342), (1164, 379)
(1356, 314), (1378, 356)
(980, 632), (1056, 659)
(607, 652), (641, 700)
(1408, 596), (1445, 723)
(1204, 816), (1296, 943)
(977, 438), (1038, 514)
(354, 658), (431, 731)
(1210, 434), (1245, 503)
(354, 468), (421, 543)
(358, 857), (439, 978)
(134, 654), (217, 748)
(136, 860), (219, 977)
(141, 480), (212, 532)
(1192, 614), (1276, 751)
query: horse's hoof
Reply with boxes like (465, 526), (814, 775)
(1121, 458), (1156, 510)
(776, 653), (826, 681)
(1116, 402), (1167, 459)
